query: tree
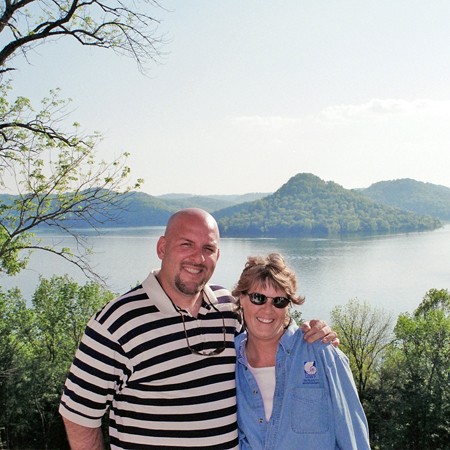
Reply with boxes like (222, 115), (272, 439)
(0, 1), (163, 278)
(330, 298), (394, 399)
(368, 289), (450, 450)
(0, 286), (35, 447)
(393, 289), (449, 449)
(0, 276), (115, 449)
(0, 287), (29, 425)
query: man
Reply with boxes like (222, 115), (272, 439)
(59, 208), (334, 449)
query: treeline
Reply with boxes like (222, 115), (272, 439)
(215, 173), (441, 237)
(0, 278), (448, 449)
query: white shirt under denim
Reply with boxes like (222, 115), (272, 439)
(235, 323), (371, 450)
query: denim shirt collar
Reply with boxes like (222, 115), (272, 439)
(236, 321), (300, 364)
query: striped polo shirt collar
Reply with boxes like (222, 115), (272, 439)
(142, 269), (218, 314)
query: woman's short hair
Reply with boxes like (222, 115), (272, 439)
(232, 253), (305, 307)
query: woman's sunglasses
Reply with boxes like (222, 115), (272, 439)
(247, 292), (290, 309)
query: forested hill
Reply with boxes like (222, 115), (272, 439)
(213, 173), (441, 237)
(358, 179), (450, 220)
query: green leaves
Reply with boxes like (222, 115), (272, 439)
(365, 289), (450, 449)
(0, 276), (115, 448)
(0, 82), (142, 278)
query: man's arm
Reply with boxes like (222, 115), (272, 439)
(62, 417), (104, 450)
(302, 319), (340, 347)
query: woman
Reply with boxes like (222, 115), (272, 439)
(232, 253), (370, 449)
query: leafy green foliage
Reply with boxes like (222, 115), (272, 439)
(366, 289), (450, 449)
(330, 292), (449, 449)
(215, 173), (441, 237)
(330, 298), (394, 399)
(0, 276), (114, 449)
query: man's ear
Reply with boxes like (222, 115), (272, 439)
(156, 236), (166, 260)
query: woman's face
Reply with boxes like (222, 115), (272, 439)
(240, 283), (290, 343)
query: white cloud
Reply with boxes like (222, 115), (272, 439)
(319, 99), (450, 122)
(234, 99), (450, 128)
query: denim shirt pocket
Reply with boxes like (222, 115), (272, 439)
(291, 387), (329, 434)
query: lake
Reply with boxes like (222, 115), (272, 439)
(2, 224), (450, 323)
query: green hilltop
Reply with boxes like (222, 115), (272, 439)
(213, 173), (441, 237)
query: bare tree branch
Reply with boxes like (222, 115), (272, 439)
(0, 0), (165, 74)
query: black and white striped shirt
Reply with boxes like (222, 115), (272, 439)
(59, 271), (240, 449)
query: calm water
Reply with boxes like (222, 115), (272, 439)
(2, 225), (450, 323)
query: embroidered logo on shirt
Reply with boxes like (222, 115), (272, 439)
(303, 361), (319, 385)
(304, 361), (317, 375)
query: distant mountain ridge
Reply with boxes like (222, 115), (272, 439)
(2, 174), (448, 235)
(155, 192), (269, 212)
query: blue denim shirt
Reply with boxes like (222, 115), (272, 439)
(235, 323), (371, 450)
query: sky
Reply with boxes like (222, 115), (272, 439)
(7, 0), (450, 196)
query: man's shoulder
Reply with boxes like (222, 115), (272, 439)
(208, 284), (236, 304)
(93, 283), (149, 323)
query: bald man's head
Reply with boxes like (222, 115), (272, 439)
(156, 209), (220, 301)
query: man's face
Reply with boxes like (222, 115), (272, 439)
(157, 213), (220, 299)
